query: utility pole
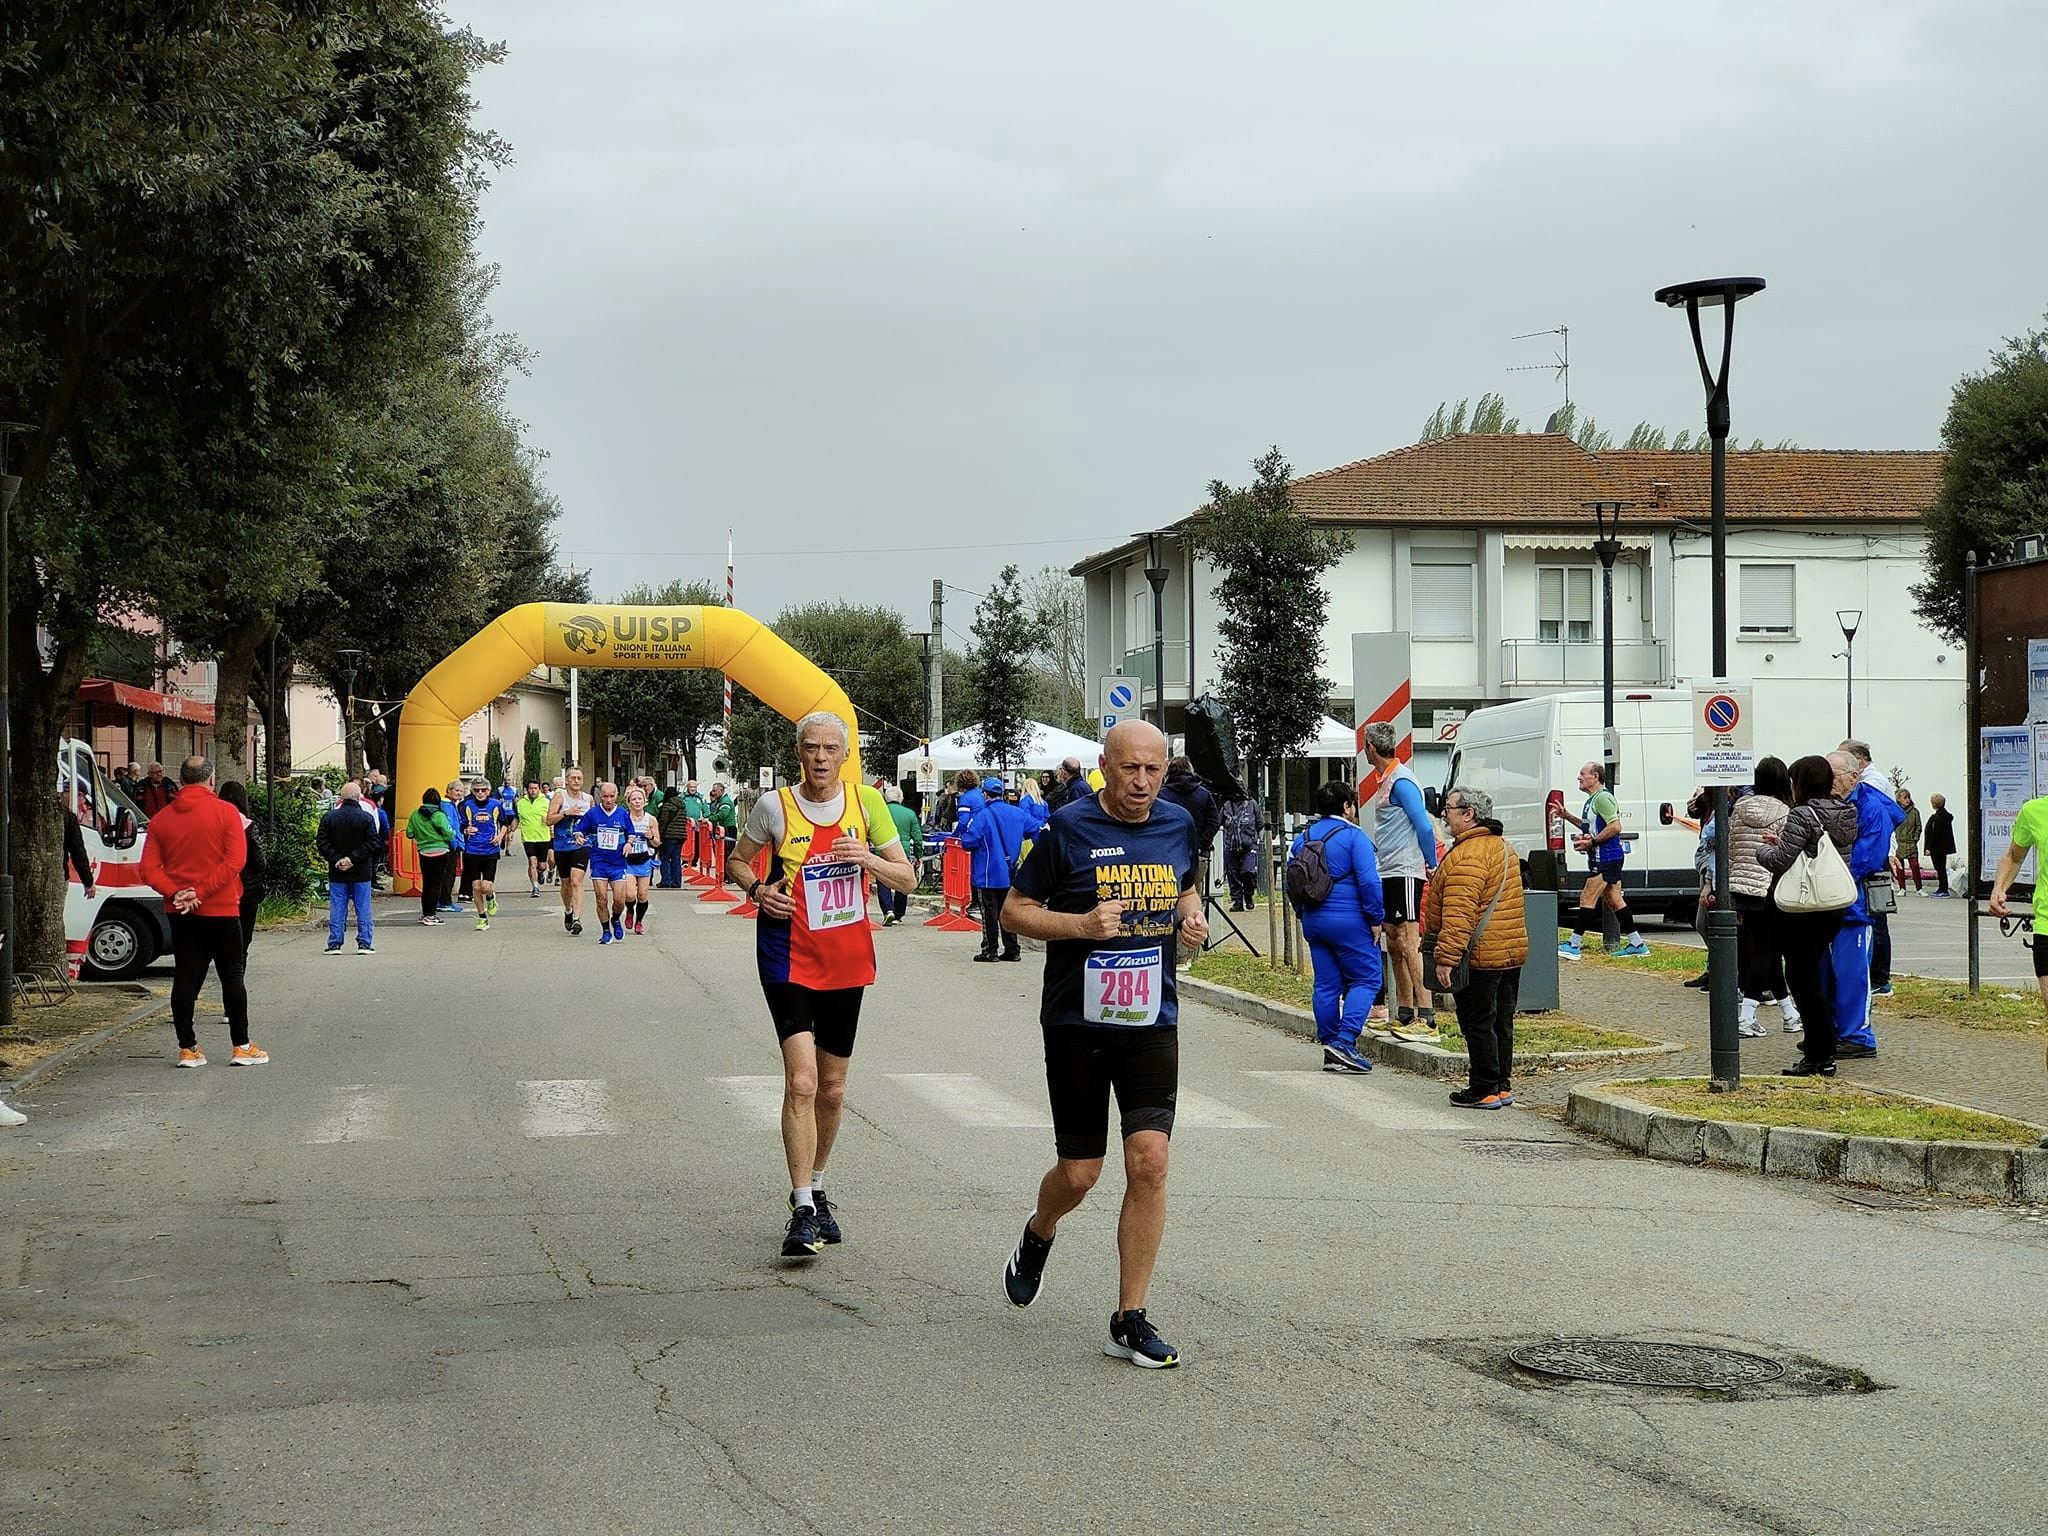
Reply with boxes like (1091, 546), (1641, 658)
(929, 579), (945, 737)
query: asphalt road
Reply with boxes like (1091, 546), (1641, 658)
(7, 887), (2047, 1534)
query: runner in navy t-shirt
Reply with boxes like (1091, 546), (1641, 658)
(997, 720), (1204, 1369)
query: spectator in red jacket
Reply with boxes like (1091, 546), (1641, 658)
(140, 756), (266, 1069)
(136, 761), (180, 818)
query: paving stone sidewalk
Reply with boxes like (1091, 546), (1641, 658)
(1527, 962), (2048, 1130)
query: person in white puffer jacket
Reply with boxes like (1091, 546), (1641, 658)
(1727, 756), (1798, 1037)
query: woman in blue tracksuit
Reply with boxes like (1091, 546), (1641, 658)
(1290, 778), (1385, 1074)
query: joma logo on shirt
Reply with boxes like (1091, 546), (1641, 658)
(1090, 846), (1127, 858)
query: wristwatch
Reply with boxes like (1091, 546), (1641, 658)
(746, 878), (763, 900)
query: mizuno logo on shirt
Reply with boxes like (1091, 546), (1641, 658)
(1090, 846), (1127, 858)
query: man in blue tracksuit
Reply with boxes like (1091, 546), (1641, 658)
(958, 779), (1027, 961)
(1291, 779), (1385, 1073)
(1829, 749), (1904, 1057)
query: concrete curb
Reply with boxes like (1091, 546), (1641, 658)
(1179, 975), (1678, 1079)
(3, 993), (171, 1093)
(1566, 1082), (2044, 1204)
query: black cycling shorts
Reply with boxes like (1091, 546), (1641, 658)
(523, 840), (552, 860)
(1380, 876), (1423, 925)
(763, 983), (865, 1058)
(2035, 937), (2047, 979)
(1043, 1024), (1179, 1161)
(465, 854), (500, 884)
(553, 848), (590, 873)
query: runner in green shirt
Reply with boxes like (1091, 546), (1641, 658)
(1555, 761), (1649, 960)
(1989, 794), (2048, 1032)
(516, 779), (554, 896)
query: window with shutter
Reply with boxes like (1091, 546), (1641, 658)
(1538, 565), (1596, 642)
(1738, 564), (1796, 635)
(1412, 559), (1475, 640)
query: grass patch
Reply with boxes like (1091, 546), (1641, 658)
(1622, 1077), (2042, 1146)
(1190, 953), (1661, 1053)
(0, 983), (159, 1077)
(1558, 932), (1704, 975)
(1879, 975), (2046, 1035)
(255, 892), (311, 928)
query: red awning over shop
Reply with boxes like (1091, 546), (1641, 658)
(75, 678), (216, 725)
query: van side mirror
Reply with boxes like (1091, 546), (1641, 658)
(1658, 802), (1674, 825)
(114, 808), (138, 849)
(1422, 787), (1442, 817)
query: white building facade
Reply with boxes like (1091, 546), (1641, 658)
(1077, 434), (1962, 831)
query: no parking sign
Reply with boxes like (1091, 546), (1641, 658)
(1691, 680), (1755, 784)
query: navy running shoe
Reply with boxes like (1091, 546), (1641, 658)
(1003, 1217), (1053, 1307)
(781, 1203), (825, 1258)
(1105, 1309), (1179, 1369)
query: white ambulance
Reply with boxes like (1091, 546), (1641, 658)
(60, 738), (173, 979)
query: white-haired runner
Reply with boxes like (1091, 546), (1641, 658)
(727, 712), (918, 1260)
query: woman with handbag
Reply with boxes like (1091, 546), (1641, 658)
(1727, 757), (1796, 1037)
(1425, 787), (1528, 1109)
(1756, 754), (1859, 1077)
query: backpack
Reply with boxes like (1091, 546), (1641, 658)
(1285, 822), (1345, 907)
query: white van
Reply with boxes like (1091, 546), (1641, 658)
(1426, 690), (1702, 924)
(59, 739), (172, 979)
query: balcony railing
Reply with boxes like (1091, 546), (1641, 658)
(1121, 642), (1191, 693)
(1500, 638), (1668, 689)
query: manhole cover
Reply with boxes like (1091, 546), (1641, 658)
(1509, 1339), (1785, 1389)
(1465, 1139), (1602, 1162)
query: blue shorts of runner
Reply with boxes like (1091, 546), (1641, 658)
(1589, 861), (1623, 886)
(590, 859), (628, 884)
(763, 983), (864, 1057)
(625, 859), (653, 880)
(1043, 1024), (1178, 1161)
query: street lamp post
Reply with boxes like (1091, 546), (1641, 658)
(1655, 275), (1765, 1093)
(1583, 499), (1636, 793)
(335, 646), (362, 782)
(1835, 610), (1862, 737)
(1144, 533), (1170, 730)
(914, 631), (934, 740)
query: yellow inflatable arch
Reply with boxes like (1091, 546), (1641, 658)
(392, 603), (862, 891)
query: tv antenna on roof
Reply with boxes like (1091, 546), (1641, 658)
(1508, 325), (1569, 409)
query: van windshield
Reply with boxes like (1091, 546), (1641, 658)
(60, 744), (145, 838)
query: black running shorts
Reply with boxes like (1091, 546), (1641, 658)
(763, 983), (864, 1058)
(1042, 1025), (1179, 1161)
(465, 854), (500, 884)
(1379, 876), (1423, 926)
(523, 840), (552, 861)
(2034, 937), (2047, 979)
(554, 848), (590, 873)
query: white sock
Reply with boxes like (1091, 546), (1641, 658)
(792, 1187), (813, 1210)
(810, 1172), (826, 1194)
(1626, 931), (1644, 946)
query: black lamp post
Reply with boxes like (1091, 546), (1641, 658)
(1143, 533), (1170, 729)
(0, 421), (31, 1045)
(335, 646), (362, 781)
(1835, 609), (1862, 737)
(914, 630), (934, 741)
(1655, 275), (1765, 1093)
(1583, 499), (1636, 792)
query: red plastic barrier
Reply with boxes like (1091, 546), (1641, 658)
(728, 847), (771, 917)
(698, 827), (741, 903)
(925, 840), (981, 932)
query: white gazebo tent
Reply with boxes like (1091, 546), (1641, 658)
(895, 721), (1103, 781)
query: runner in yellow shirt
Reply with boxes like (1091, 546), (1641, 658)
(516, 779), (554, 897)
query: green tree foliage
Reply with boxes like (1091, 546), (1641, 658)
(0, 3), (518, 966)
(725, 603), (928, 782)
(1912, 319), (2048, 642)
(968, 566), (1039, 773)
(521, 726), (548, 787)
(1189, 448), (1351, 772)
(576, 580), (727, 778)
(1420, 398), (1788, 453)
(483, 737), (507, 788)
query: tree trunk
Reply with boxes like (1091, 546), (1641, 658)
(209, 616), (268, 783)
(249, 640), (294, 786)
(10, 608), (93, 972)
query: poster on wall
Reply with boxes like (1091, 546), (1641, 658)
(2031, 639), (2048, 722)
(1980, 725), (2036, 880)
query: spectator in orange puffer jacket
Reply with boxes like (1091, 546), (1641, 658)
(1425, 787), (1528, 1111)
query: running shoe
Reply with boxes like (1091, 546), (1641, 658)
(531, 884), (541, 898)
(611, 919), (626, 941)
(357, 944), (375, 955)
(1105, 1309), (1179, 1369)
(569, 919), (583, 936)
(1557, 939), (1581, 961)
(1003, 1217), (1053, 1307)
(1321, 1044), (1373, 1074)
(781, 1203), (825, 1258)
(324, 945), (343, 955)
(439, 903), (462, 914)
(1480, 1090), (1513, 1109)
(599, 928), (613, 946)
(1448, 1086), (1489, 1106)
(176, 1048), (207, 1069)
(475, 916), (490, 932)
(0, 1100), (25, 1127)
(487, 897), (499, 916)
(1872, 984), (1893, 997)
(418, 916), (442, 926)
(799, 1190), (842, 1245)
(230, 1043), (270, 1067)
(1614, 940), (1652, 958)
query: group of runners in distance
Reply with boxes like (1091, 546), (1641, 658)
(726, 711), (1203, 1370)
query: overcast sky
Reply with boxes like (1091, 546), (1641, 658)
(464, 0), (2047, 637)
